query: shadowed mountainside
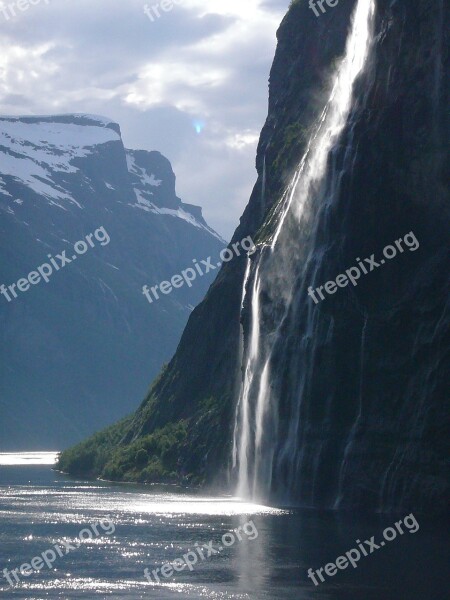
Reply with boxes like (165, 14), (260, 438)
(58, 0), (449, 515)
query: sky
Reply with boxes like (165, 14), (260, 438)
(0, 0), (290, 239)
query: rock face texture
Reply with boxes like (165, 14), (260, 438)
(58, 0), (449, 515)
(0, 114), (224, 450)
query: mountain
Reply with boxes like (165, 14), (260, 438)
(58, 0), (449, 515)
(0, 113), (225, 450)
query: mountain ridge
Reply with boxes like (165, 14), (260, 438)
(0, 113), (225, 450)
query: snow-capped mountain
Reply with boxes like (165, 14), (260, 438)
(0, 114), (225, 450)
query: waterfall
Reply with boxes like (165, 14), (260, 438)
(233, 0), (376, 501)
(261, 154), (267, 217)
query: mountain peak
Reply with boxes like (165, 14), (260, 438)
(0, 113), (121, 135)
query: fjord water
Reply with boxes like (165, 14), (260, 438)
(0, 455), (447, 599)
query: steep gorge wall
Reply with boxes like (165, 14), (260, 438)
(241, 0), (449, 514)
(59, 0), (449, 514)
(98, 0), (364, 484)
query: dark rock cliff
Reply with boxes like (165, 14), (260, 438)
(58, 0), (449, 515)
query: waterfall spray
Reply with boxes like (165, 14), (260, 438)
(233, 0), (376, 501)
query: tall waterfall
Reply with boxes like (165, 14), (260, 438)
(232, 0), (376, 501)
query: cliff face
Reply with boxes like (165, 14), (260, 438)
(0, 114), (224, 450)
(58, 0), (449, 515)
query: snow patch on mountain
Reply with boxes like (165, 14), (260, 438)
(0, 114), (225, 242)
(0, 151), (75, 206)
(126, 153), (162, 187)
(0, 116), (121, 207)
(0, 120), (120, 170)
(130, 190), (224, 241)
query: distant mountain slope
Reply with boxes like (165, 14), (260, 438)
(0, 114), (225, 450)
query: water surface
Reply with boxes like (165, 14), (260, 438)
(0, 454), (447, 599)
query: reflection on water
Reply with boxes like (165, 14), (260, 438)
(0, 452), (58, 465)
(0, 458), (447, 599)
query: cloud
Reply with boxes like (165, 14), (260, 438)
(0, 0), (289, 238)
